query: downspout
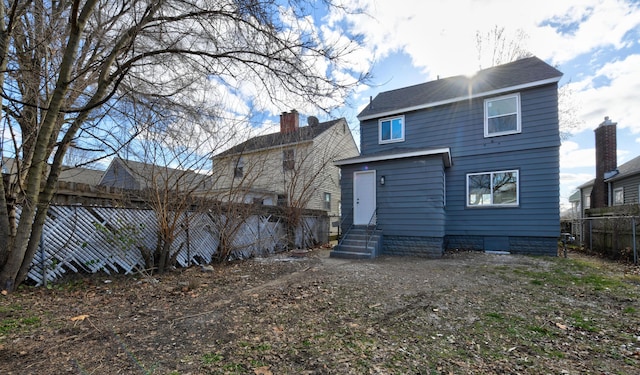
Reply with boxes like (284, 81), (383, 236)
(607, 181), (612, 206)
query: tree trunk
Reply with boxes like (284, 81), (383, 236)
(0, 0), (98, 291)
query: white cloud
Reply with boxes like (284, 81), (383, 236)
(560, 141), (595, 168)
(534, 0), (640, 63)
(569, 54), (640, 134)
(333, 0), (640, 80)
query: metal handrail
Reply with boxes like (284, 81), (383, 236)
(365, 208), (378, 251)
(336, 210), (353, 247)
(337, 208), (380, 256)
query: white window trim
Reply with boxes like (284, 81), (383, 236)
(466, 169), (520, 207)
(613, 187), (624, 205)
(484, 93), (521, 138)
(323, 192), (331, 210)
(378, 115), (405, 144)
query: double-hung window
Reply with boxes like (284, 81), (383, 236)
(234, 157), (244, 178)
(467, 170), (519, 207)
(323, 192), (331, 210)
(379, 116), (404, 144)
(283, 149), (295, 171)
(484, 93), (521, 137)
(613, 187), (624, 205)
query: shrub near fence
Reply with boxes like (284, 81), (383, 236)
(22, 205), (328, 286)
(579, 215), (639, 264)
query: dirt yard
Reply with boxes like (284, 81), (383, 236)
(1, 248), (639, 375)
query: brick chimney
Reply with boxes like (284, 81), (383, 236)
(590, 116), (617, 208)
(280, 109), (299, 134)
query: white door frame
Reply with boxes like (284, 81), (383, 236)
(353, 170), (376, 225)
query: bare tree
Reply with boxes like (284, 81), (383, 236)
(280, 118), (357, 248)
(475, 25), (532, 70)
(0, 0), (367, 291)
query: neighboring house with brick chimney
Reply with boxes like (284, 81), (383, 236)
(210, 110), (359, 229)
(574, 116), (640, 216)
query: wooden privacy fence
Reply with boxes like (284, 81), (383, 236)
(20, 205), (328, 286)
(576, 215), (639, 264)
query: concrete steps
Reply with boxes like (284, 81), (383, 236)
(330, 226), (383, 259)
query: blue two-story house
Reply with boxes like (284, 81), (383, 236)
(332, 56), (562, 258)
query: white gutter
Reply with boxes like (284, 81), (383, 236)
(334, 147), (451, 167)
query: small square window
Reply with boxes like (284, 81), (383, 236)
(613, 187), (624, 205)
(485, 94), (521, 137)
(379, 116), (404, 144)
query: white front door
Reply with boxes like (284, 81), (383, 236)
(354, 171), (376, 225)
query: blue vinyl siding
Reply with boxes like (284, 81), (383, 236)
(354, 82), (560, 253)
(445, 146), (560, 237)
(361, 85), (560, 158)
(339, 156), (446, 238)
(375, 158), (445, 237)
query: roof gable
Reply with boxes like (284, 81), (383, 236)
(358, 56), (562, 120)
(215, 118), (345, 158)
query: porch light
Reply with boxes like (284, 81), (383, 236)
(380, 176), (385, 185)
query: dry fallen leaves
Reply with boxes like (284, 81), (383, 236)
(70, 314), (90, 322)
(254, 365), (272, 375)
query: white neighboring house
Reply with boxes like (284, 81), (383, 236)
(211, 110), (359, 234)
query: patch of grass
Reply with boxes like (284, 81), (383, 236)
(0, 315), (41, 334)
(577, 274), (624, 290)
(201, 352), (223, 365)
(527, 325), (553, 337)
(570, 312), (598, 332)
(623, 306), (636, 314)
(485, 312), (504, 320)
(255, 343), (271, 351)
(237, 341), (250, 348)
(0, 303), (23, 314)
(547, 350), (565, 359)
(222, 363), (246, 373)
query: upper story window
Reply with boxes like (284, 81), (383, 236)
(379, 115), (404, 144)
(283, 149), (295, 171)
(467, 170), (519, 207)
(233, 157), (244, 178)
(484, 93), (521, 137)
(323, 192), (331, 210)
(613, 187), (624, 205)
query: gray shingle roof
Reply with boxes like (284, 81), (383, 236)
(607, 154), (640, 182)
(576, 154), (640, 188)
(102, 158), (210, 191)
(358, 56), (563, 120)
(215, 118), (344, 158)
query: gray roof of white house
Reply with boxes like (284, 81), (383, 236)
(576, 154), (640, 189)
(358, 56), (563, 120)
(606, 154), (640, 182)
(215, 118), (345, 158)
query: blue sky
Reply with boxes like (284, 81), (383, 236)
(311, 0), (640, 212)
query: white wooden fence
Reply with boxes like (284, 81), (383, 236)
(21, 205), (327, 286)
